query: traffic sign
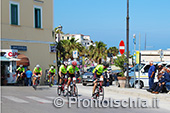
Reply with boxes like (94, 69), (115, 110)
(119, 40), (125, 55)
(73, 50), (78, 58)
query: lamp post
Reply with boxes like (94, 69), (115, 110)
(125, 0), (130, 88)
(55, 24), (62, 85)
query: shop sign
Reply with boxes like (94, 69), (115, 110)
(11, 45), (27, 51)
(2, 49), (18, 58)
(49, 44), (56, 52)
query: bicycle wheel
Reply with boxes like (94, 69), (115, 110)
(93, 86), (99, 99)
(57, 87), (61, 96)
(73, 84), (78, 98)
(67, 85), (73, 99)
(34, 80), (38, 90)
(99, 86), (104, 100)
(62, 85), (67, 97)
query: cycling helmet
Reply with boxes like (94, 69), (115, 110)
(103, 62), (109, 67)
(20, 65), (23, 67)
(51, 66), (54, 69)
(64, 61), (68, 66)
(36, 64), (40, 68)
(72, 61), (77, 66)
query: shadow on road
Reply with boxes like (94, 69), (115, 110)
(35, 87), (50, 90)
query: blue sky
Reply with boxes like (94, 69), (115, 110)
(53, 0), (170, 52)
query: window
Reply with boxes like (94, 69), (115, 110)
(10, 1), (20, 25)
(144, 65), (150, 73)
(62, 36), (64, 40)
(130, 64), (145, 72)
(34, 6), (42, 28)
(67, 37), (69, 40)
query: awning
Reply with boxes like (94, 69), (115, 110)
(0, 56), (10, 61)
(16, 54), (30, 66)
(0, 56), (20, 62)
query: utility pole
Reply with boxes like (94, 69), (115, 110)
(133, 34), (136, 88)
(138, 33), (141, 89)
(125, 0), (130, 88)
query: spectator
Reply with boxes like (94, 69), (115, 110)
(26, 68), (32, 86)
(148, 61), (156, 91)
(152, 68), (170, 94)
(147, 63), (165, 92)
(158, 63), (163, 74)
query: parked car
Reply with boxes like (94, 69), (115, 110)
(82, 66), (117, 86)
(82, 66), (95, 86)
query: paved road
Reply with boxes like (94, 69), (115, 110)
(1, 84), (170, 113)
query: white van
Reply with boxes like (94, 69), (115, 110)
(125, 62), (159, 88)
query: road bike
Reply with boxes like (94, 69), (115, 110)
(16, 72), (25, 86)
(67, 77), (78, 98)
(48, 74), (54, 87)
(33, 75), (40, 90)
(57, 75), (67, 96)
(92, 77), (104, 100)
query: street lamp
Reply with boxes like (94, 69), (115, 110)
(58, 25), (62, 31)
(125, 0), (130, 88)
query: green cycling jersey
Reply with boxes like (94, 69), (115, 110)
(67, 65), (79, 74)
(59, 65), (67, 74)
(17, 67), (25, 73)
(49, 68), (56, 74)
(92, 64), (107, 76)
(33, 67), (42, 74)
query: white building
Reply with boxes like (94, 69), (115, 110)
(60, 34), (95, 49)
(140, 49), (170, 62)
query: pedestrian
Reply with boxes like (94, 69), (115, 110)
(148, 61), (156, 91)
(25, 68), (33, 86)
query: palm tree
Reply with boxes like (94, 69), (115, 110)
(87, 41), (107, 63)
(108, 46), (119, 63)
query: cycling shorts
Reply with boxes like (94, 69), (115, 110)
(68, 73), (75, 79)
(49, 73), (55, 76)
(33, 73), (40, 77)
(93, 73), (102, 81)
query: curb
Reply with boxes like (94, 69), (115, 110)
(105, 86), (170, 101)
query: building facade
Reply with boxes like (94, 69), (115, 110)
(140, 50), (170, 62)
(1, 0), (55, 84)
(60, 34), (95, 49)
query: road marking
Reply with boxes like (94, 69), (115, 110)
(46, 96), (56, 100)
(46, 96), (68, 102)
(26, 96), (52, 103)
(2, 96), (29, 103)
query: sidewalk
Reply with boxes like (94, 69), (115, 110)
(105, 85), (170, 101)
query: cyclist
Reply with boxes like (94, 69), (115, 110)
(66, 61), (80, 89)
(32, 64), (42, 88)
(59, 61), (68, 86)
(92, 62), (109, 97)
(48, 66), (56, 87)
(16, 65), (25, 82)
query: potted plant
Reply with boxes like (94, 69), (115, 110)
(114, 54), (128, 88)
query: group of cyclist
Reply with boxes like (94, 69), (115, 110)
(15, 64), (43, 88)
(15, 60), (110, 97)
(58, 61), (80, 90)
